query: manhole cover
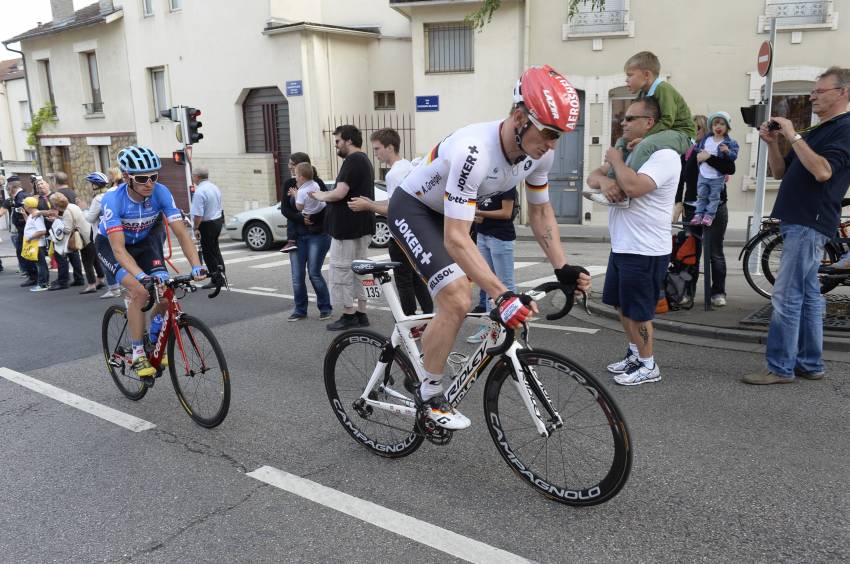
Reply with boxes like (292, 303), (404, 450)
(741, 295), (850, 332)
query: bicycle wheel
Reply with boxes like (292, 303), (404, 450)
(484, 350), (632, 506)
(742, 229), (782, 299)
(101, 305), (147, 401)
(167, 314), (230, 428)
(324, 330), (423, 458)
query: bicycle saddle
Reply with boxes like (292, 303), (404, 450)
(351, 260), (403, 275)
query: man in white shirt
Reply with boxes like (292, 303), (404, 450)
(349, 127), (433, 316)
(190, 166), (225, 288)
(586, 97), (681, 386)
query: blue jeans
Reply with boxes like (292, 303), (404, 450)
(35, 246), (49, 286)
(695, 175), (725, 217)
(765, 224), (829, 377)
(476, 233), (516, 310)
(290, 233), (332, 316)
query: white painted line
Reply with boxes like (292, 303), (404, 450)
(248, 286), (278, 292)
(222, 253), (287, 265)
(529, 322), (598, 334)
(0, 367), (156, 432)
(252, 252), (391, 270)
(247, 465), (531, 564)
(168, 249), (248, 260)
(518, 265), (606, 288)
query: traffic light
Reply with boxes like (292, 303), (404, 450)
(741, 103), (768, 129)
(186, 107), (203, 144)
(160, 107), (181, 121)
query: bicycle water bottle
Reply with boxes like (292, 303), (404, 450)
(149, 314), (164, 341)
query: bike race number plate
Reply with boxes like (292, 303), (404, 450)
(361, 278), (382, 299)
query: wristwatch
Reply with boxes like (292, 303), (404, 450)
(790, 133), (803, 145)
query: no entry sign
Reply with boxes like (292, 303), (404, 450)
(757, 41), (773, 77)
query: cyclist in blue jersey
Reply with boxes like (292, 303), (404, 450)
(96, 146), (207, 383)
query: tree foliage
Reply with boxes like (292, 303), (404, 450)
(467, 0), (607, 30)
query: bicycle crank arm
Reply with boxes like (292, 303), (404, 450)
(363, 398), (418, 418)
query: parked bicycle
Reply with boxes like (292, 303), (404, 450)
(101, 269), (230, 428)
(740, 198), (850, 299)
(323, 260), (632, 506)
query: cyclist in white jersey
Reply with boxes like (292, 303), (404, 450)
(388, 65), (592, 430)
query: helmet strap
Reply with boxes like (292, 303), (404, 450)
(512, 123), (532, 164)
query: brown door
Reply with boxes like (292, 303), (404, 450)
(243, 87), (291, 201)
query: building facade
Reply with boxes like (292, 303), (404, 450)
(0, 58), (38, 188)
(393, 0), (849, 226)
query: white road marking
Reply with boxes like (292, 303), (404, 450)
(167, 249), (247, 260)
(528, 322), (598, 334)
(248, 286), (278, 292)
(251, 252), (390, 270)
(246, 465), (532, 564)
(518, 265), (607, 288)
(0, 367), (156, 432)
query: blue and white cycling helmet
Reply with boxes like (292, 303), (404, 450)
(85, 171), (109, 187)
(117, 145), (162, 174)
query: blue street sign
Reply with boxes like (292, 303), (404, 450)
(286, 80), (303, 97)
(416, 95), (439, 112)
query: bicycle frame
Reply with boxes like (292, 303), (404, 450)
(356, 270), (560, 438)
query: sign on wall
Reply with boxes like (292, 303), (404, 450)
(416, 96), (439, 112)
(286, 80), (303, 97)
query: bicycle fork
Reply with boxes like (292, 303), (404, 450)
(505, 345), (563, 438)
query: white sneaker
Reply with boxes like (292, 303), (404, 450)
(582, 190), (630, 208)
(614, 362), (661, 386)
(710, 294), (727, 307)
(100, 288), (122, 299)
(466, 325), (490, 344)
(606, 350), (640, 374)
(418, 390), (471, 430)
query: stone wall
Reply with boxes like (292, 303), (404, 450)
(37, 133), (136, 205)
(191, 153), (277, 217)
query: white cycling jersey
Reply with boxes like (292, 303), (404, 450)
(400, 120), (554, 221)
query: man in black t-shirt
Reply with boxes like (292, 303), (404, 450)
(311, 124), (375, 330)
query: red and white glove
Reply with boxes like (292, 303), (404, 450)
(495, 292), (533, 329)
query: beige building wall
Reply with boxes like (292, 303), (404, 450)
(4, 77), (33, 163)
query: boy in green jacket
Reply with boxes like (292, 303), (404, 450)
(587, 51), (695, 207)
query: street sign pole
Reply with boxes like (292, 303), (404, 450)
(750, 21), (777, 241)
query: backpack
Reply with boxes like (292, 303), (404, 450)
(664, 230), (701, 311)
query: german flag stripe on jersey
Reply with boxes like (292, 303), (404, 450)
(427, 142), (441, 164)
(527, 182), (548, 192)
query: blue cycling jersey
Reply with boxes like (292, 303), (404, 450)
(98, 182), (183, 245)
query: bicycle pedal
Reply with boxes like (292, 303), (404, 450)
(416, 416), (454, 446)
(141, 377), (156, 389)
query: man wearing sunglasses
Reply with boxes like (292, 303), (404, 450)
(386, 65), (591, 430)
(95, 145), (207, 383)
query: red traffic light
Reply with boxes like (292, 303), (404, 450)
(173, 150), (185, 163)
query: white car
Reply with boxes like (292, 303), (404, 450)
(225, 181), (390, 251)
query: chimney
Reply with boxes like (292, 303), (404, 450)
(99, 0), (114, 14)
(50, 0), (74, 22)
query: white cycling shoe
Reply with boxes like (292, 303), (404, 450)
(417, 390), (471, 430)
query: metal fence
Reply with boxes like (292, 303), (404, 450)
(323, 113), (416, 179)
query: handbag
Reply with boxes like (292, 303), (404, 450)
(68, 229), (84, 251)
(21, 238), (39, 261)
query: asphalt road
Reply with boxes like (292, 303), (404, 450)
(1, 239), (848, 563)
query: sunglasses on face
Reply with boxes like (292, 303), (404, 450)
(132, 173), (158, 184)
(538, 127), (561, 140)
(622, 115), (652, 122)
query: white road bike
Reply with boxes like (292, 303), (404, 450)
(323, 260), (632, 506)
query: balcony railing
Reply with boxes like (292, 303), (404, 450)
(84, 101), (104, 115)
(568, 10), (629, 34)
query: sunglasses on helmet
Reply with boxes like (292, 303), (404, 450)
(131, 173), (158, 184)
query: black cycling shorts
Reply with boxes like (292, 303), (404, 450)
(387, 189), (467, 297)
(96, 230), (167, 284)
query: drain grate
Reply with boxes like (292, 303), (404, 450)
(741, 295), (850, 332)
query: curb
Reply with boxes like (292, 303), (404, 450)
(585, 299), (850, 353)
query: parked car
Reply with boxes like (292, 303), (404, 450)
(225, 181), (390, 251)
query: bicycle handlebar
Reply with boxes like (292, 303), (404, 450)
(140, 267), (227, 311)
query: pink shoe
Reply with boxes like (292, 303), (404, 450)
(702, 215), (714, 227)
(689, 215), (703, 226)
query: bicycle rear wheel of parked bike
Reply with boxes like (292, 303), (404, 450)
(102, 305), (148, 401)
(324, 329), (424, 458)
(483, 349), (632, 507)
(167, 314), (230, 428)
(743, 229), (842, 298)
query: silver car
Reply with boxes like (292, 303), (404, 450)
(225, 181), (390, 251)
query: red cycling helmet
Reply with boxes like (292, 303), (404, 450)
(513, 65), (580, 135)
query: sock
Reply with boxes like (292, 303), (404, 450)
(639, 356), (655, 369)
(131, 340), (145, 361)
(419, 369), (444, 400)
(628, 343), (638, 356)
